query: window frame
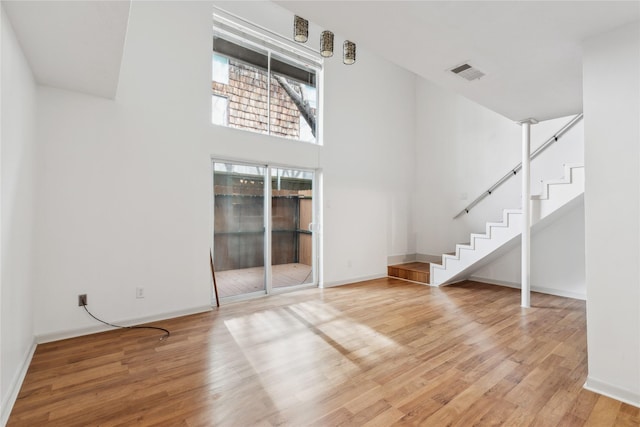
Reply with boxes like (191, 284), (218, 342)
(212, 10), (323, 145)
(211, 94), (229, 126)
(212, 53), (230, 85)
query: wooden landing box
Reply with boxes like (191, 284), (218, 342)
(387, 262), (431, 284)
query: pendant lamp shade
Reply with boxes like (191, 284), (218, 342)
(320, 31), (334, 57)
(343, 40), (356, 65)
(294, 15), (308, 43)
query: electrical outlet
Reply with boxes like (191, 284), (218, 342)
(136, 287), (144, 299)
(78, 294), (87, 306)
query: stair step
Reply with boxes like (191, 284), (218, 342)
(388, 262), (430, 284)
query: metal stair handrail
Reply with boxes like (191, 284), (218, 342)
(453, 113), (584, 219)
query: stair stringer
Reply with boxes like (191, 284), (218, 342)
(430, 163), (585, 286)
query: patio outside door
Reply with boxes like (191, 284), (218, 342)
(212, 162), (316, 301)
(271, 167), (314, 289)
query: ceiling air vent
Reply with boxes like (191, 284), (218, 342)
(450, 63), (485, 81)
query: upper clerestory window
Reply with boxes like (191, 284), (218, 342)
(212, 11), (321, 145)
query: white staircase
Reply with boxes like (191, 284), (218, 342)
(430, 163), (584, 286)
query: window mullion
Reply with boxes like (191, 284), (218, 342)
(267, 51), (271, 136)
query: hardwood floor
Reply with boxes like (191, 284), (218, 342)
(8, 279), (639, 426)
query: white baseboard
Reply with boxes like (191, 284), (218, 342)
(416, 253), (442, 263)
(1, 340), (37, 426)
(387, 253), (417, 265)
(584, 377), (640, 408)
(322, 274), (386, 288)
(468, 276), (586, 301)
(387, 253), (442, 265)
(35, 305), (213, 344)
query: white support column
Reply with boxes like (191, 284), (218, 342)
(519, 118), (537, 308)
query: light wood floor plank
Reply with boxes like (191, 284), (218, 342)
(7, 278), (636, 426)
(585, 395), (622, 426)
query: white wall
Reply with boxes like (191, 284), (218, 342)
(583, 21), (640, 407)
(1, 7), (37, 423)
(320, 43), (416, 284)
(414, 77), (584, 257)
(33, 1), (416, 338)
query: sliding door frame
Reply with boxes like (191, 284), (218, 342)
(211, 158), (320, 305)
(269, 164), (319, 295)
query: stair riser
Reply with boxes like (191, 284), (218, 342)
(388, 266), (430, 284)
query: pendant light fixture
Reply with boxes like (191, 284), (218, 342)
(294, 15), (308, 43)
(320, 31), (334, 57)
(343, 40), (356, 65)
(292, 15), (355, 65)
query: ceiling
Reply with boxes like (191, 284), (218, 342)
(2, 1), (130, 99)
(2, 1), (638, 120)
(276, 1), (639, 121)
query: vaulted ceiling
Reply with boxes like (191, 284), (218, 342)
(2, 1), (130, 99)
(276, 1), (639, 121)
(2, 1), (638, 121)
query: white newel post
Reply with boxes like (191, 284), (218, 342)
(519, 118), (537, 308)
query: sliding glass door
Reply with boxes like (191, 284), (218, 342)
(271, 168), (314, 289)
(213, 163), (266, 299)
(212, 161), (315, 301)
